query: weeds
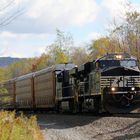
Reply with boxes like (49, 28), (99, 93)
(0, 111), (44, 140)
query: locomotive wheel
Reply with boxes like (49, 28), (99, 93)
(103, 92), (140, 113)
(69, 99), (78, 113)
(94, 97), (101, 114)
(69, 99), (75, 113)
(120, 97), (128, 107)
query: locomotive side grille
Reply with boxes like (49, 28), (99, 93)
(127, 76), (140, 87)
(101, 76), (116, 88)
(101, 76), (140, 88)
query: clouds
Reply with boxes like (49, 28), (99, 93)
(4, 0), (99, 34)
(101, 0), (128, 18)
(2, 0), (131, 34)
(2, 0), (138, 34)
(87, 32), (102, 41)
(27, 0), (98, 26)
(0, 0), (100, 58)
(0, 31), (50, 58)
(0, 42), (47, 58)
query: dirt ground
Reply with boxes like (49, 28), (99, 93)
(37, 113), (140, 140)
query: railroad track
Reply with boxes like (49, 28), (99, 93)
(13, 109), (140, 119)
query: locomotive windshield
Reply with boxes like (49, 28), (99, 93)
(98, 60), (119, 69)
(96, 53), (139, 69)
(120, 60), (137, 67)
(98, 59), (137, 69)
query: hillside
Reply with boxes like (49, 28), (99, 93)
(0, 57), (22, 67)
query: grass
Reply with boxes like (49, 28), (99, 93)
(0, 111), (44, 140)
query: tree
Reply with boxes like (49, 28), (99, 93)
(108, 3), (140, 61)
(47, 44), (68, 65)
(89, 2), (140, 61)
(6, 59), (34, 78)
(31, 53), (50, 71)
(90, 37), (114, 59)
(70, 47), (89, 66)
(0, 68), (8, 82)
(46, 29), (74, 65)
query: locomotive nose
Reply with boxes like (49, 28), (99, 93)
(102, 66), (140, 76)
(101, 66), (140, 114)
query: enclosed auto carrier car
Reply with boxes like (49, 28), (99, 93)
(0, 64), (76, 110)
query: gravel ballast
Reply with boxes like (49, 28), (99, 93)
(37, 114), (140, 140)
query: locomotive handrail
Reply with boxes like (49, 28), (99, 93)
(79, 81), (89, 83)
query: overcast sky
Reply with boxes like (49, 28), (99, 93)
(0, 0), (139, 58)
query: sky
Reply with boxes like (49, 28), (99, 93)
(0, 0), (140, 58)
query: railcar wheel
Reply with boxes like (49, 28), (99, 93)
(55, 101), (61, 113)
(78, 99), (84, 113)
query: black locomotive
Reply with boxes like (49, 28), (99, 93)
(0, 53), (140, 113)
(56, 53), (140, 113)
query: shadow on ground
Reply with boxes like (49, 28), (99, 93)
(34, 113), (140, 140)
(37, 113), (101, 129)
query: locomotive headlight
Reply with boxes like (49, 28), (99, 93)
(131, 87), (135, 91)
(116, 55), (122, 59)
(111, 87), (116, 92)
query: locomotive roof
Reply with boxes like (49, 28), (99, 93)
(96, 53), (137, 61)
(78, 61), (94, 72)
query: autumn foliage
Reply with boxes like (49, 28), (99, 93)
(0, 111), (43, 140)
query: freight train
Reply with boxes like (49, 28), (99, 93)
(0, 53), (140, 113)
